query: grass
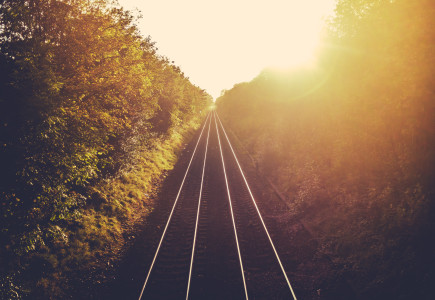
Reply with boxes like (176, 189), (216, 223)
(17, 113), (206, 298)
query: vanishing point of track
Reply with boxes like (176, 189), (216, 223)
(138, 110), (298, 300)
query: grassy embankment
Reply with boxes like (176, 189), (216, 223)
(32, 113), (207, 297)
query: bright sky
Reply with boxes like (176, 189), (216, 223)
(117, 0), (336, 99)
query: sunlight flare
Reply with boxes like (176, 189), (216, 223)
(117, 0), (336, 98)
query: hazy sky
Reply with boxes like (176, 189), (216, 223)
(117, 0), (336, 99)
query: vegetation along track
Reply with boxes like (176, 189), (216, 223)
(99, 111), (354, 299)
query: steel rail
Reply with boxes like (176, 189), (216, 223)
(214, 110), (249, 300)
(215, 111), (298, 300)
(185, 111), (212, 299)
(138, 112), (211, 300)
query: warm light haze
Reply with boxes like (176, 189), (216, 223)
(117, 0), (336, 99)
(1, 1), (433, 298)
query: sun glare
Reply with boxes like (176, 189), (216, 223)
(263, 1), (335, 69)
(118, 0), (336, 98)
(267, 34), (319, 70)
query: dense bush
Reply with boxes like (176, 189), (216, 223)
(217, 0), (434, 298)
(0, 0), (211, 297)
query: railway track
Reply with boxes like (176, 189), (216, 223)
(137, 110), (297, 300)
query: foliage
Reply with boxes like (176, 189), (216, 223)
(217, 0), (435, 298)
(0, 0), (211, 297)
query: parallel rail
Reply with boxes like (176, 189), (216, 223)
(138, 112), (211, 299)
(138, 110), (297, 300)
